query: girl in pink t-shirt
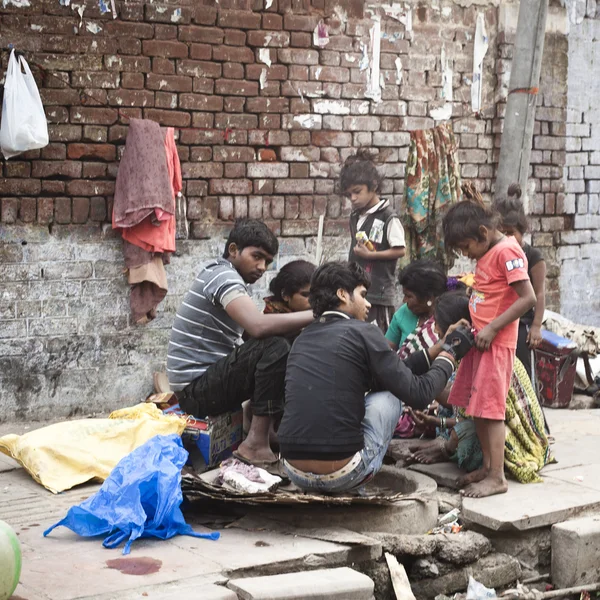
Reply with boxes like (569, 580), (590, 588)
(442, 199), (536, 499)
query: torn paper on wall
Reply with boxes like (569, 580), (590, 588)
(315, 67), (322, 80)
(258, 48), (272, 67)
(313, 20), (329, 47)
(259, 68), (268, 90)
(471, 13), (489, 114)
(110, 0), (116, 18)
(293, 114), (319, 128)
(59, 0), (71, 5)
(3, 0), (30, 6)
(359, 42), (369, 71)
(395, 57), (403, 84)
(86, 21), (102, 34)
(265, 0), (273, 8)
(71, 3), (85, 26)
(563, 0), (585, 25)
(98, 0), (110, 14)
(381, 3), (412, 31)
(365, 15), (382, 103)
(334, 5), (347, 23)
(430, 47), (453, 121)
(345, 53), (356, 63)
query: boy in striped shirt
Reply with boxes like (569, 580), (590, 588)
(167, 219), (313, 467)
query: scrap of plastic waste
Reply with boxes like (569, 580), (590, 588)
(98, 0), (110, 13)
(428, 508), (462, 534)
(466, 576), (496, 600)
(86, 22), (102, 34)
(43, 434), (219, 555)
(218, 458), (281, 494)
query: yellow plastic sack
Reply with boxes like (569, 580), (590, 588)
(0, 403), (186, 494)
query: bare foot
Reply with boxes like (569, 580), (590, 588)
(456, 467), (488, 488)
(411, 438), (449, 465)
(461, 474), (508, 498)
(236, 440), (278, 465)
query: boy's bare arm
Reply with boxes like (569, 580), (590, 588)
(226, 295), (313, 339)
(475, 279), (536, 351)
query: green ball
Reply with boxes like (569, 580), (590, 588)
(0, 520), (21, 600)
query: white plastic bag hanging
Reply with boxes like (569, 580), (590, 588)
(0, 49), (49, 159)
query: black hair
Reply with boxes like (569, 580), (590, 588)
(339, 149), (383, 194)
(442, 199), (500, 250)
(494, 183), (528, 235)
(269, 260), (316, 302)
(223, 218), (278, 259)
(434, 290), (471, 336)
(309, 261), (371, 317)
(398, 260), (448, 301)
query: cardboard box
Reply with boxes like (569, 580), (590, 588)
(184, 410), (243, 467)
(151, 398), (242, 467)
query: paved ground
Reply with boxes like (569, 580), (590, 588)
(405, 407), (600, 531)
(1, 406), (599, 598)
(0, 422), (380, 600)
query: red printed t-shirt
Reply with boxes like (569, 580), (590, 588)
(469, 236), (530, 349)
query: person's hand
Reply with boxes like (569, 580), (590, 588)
(527, 325), (543, 349)
(353, 242), (373, 259)
(475, 324), (498, 351)
(406, 407), (437, 428)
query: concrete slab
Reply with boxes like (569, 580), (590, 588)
(540, 437), (600, 473)
(74, 575), (230, 600)
(552, 515), (600, 587)
(462, 477), (600, 531)
(227, 567), (374, 600)
(409, 461), (463, 489)
(171, 526), (379, 576)
(89, 580), (237, 600)
(545, 464), (600, 491)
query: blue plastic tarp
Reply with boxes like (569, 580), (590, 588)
(44, 433), (219, 554)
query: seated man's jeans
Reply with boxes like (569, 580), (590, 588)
(282, 391), (402, 494)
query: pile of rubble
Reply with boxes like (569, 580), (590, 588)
(360, 529), (522, 600)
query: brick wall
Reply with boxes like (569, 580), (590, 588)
(561, 11), (600, 323)
(0, 0), (583, 420)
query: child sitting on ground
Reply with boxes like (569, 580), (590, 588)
(442, 198), (536, 498)
(494, 184), (546, 380)
(342, 150), (406, 333)
(263, 260), (316, 315)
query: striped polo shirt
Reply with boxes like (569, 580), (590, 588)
(167, 258), (247, 392)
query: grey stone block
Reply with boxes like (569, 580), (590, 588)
(366, 533), (439, 557)
(435, 531), (493, 566)
(552, 516), (600, 588)
(414, 553), (521, 599)
(227, 567), (374, 599)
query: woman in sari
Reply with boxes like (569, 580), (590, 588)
(407, 291), (554, 484)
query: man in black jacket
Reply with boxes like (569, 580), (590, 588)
(278, 261), (472, 494)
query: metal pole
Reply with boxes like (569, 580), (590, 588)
(496, 0), (549, 201)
